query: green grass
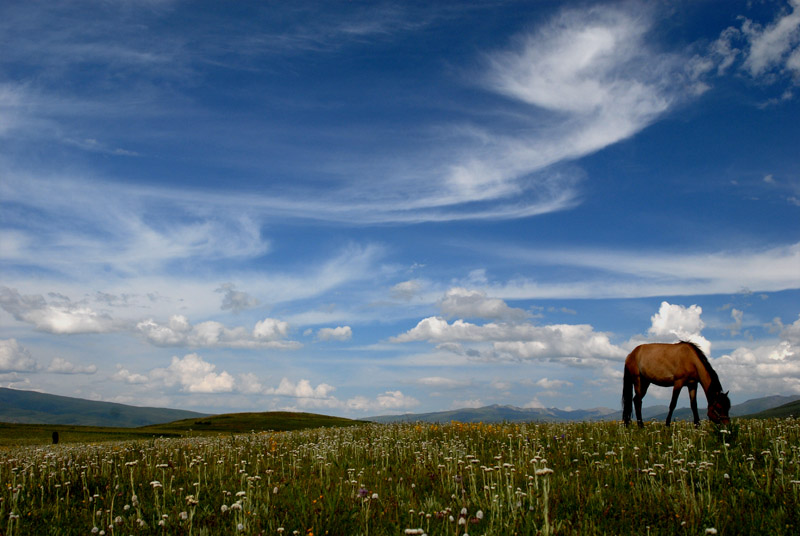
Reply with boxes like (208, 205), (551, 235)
(1, 418), (798, 535)
(0, 411), (362, 447)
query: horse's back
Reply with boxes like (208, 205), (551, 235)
(625, 342), (697, 384)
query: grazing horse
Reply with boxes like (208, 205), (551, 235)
(622, 341), (730, 428)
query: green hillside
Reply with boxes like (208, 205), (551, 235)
(0, 387), (208, 427)
(743, 399), (800, 419)
(141, 411), (363, 434)
(0, 411), (364, 446)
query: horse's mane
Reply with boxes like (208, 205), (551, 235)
(680, 340), (722, 393)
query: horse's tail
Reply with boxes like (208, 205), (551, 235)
(622, 365), (633, 426)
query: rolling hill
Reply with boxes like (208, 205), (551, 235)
(0, 387), (209, 427)
(741, 399), (800, 419)
(369, 395), (800, 424)
(647, 394), (800, 423)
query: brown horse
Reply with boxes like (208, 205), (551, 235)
(622, 341), (730, 427)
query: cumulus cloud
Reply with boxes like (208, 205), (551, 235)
(779, 314), (800, 345)
(253, 318), (290, 341)
(150, 353), (235, 393)
(391, 279), (422, 300)
(439, 287), (527, 321)
(523, 397), (546, 409)
(376, 390), (420, 409)
(392, 316), (624, 362)
(0, 339), (38, 372)
(0, 287), (115, 334)
(112, 365), (149, 384)
(646, 301), (710, 355)
(317, 326), (352, 342)
(268, 377), (336, 399)
(532, 377), (573, 390)
(718, 319), (800, 395)
(46, 357), (97, 375)
(216, 283), (259, 313)
(136, 315), (300, 349)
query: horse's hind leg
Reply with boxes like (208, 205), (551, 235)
(634, 381), (649, 428)
(666, 383), (684, 427)
(688, 384), (700, 426)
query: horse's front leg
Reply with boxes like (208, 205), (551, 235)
(688, 384), (700, 426)
(666, 383), (683, 427)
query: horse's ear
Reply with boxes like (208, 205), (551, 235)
(725, 391), (729, 396)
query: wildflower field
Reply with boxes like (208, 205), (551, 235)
(1, 418), (798, 535)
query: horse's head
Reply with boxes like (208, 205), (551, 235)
(708, 390), (731, 425)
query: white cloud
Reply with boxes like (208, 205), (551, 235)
(253, 318), (291, 341)
(391, 280), (422, 300)
(523, 397), (545, 409)
(136, 315), (301, 349)
(237, 373), (263, 395)
(392, 316), (624, 362)
(476, 4), (685, 184)
(0, 339), (38, 372)
(46, 357), (97, 375)
(376, 390), (419, 409)
(719, 339), (799, 395)
(740, 0), (800, 78)
(112, 365), (149, 384)
(484, 242), (800, 299)
(780, 314), (800, 345)
(728, 308), (744, 336)
(268, 378), (336, 399)
(532, 377), (573, 390)
(345, 396), (371, 412)
(417, 376), (470, 389)
(647, 301), (710, 355)
(0, 372), (32, 389)
(705, 0), (800, 93)
(0, 287), (115, 334)
(439, 287), (526, 321)
(317, 326), (352, 342)
(150, 353), (235, 393)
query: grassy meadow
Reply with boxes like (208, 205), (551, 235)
(1, 418), (798, 535)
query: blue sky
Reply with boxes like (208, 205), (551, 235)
(1, 0), (799, 416)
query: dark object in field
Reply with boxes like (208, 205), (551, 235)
(52, 431), (59, 444)
(622, 341), (730, 428)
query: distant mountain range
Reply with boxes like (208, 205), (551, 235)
(0, 387), (208, 427)
(2, 387), (798, 428)
(368, 394), (800, 424)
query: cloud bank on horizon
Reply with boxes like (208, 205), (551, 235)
(1, 0), (798, 415)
